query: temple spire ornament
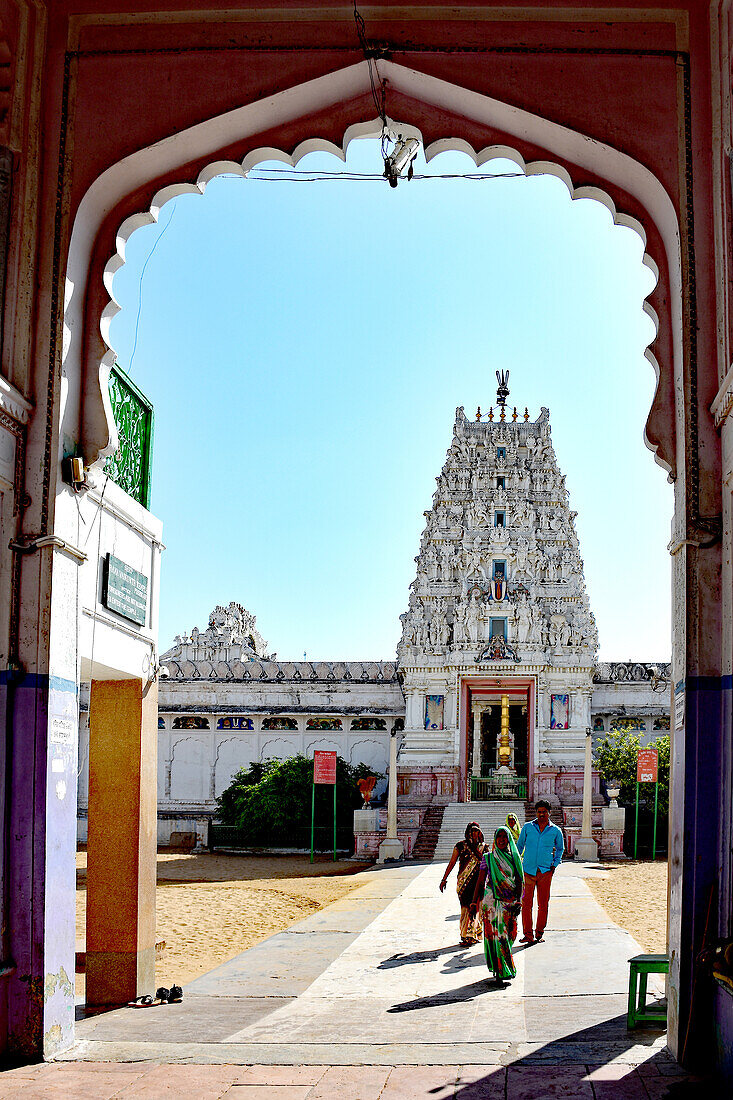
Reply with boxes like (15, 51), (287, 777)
(496, 369), (510, 408)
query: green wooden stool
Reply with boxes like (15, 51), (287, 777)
(627, 953), (669, 1029)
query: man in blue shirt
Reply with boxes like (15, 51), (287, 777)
(516, 799), (564, 943)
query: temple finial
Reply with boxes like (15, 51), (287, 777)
(496, 369), (510, 408)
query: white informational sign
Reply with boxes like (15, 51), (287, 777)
(674, 686), (685, 730)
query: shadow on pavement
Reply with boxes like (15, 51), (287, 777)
(378, 944), (469, 968)
(437, 1011), (724, 1098)
(388, 976), (506, 1012)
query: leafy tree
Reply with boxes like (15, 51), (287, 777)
(594, 730), (670, 816)
(216, 754), (383, 847)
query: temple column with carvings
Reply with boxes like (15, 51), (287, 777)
(471, 702), (483, 776)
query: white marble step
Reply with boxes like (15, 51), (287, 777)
(433, 801), (526, 858)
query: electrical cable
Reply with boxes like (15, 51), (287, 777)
(238, 171), (526, 184)
(128, 201), (177, 375)
(353, 0), (387, 131)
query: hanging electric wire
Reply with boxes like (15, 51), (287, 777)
(353, 0), (388, 145)
(238, 169), (527, 184)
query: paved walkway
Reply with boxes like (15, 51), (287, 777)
(0, 860), (717, 1097)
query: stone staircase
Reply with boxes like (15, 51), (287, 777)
(523, 800), (564, 830)
(433, 802), (526, 860)
(412, 805), (445, 861)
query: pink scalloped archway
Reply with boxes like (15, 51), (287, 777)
(63, 60), (680, 480)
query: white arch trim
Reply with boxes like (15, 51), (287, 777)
(64, 59), (680, 477)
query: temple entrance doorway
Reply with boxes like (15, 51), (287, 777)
(462, 677), (535, 804)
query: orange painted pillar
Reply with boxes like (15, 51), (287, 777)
(86, 678), (158, 1006)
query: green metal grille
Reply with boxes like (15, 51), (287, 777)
(103, 363), (154, 508)
(470, 774), (527, 801)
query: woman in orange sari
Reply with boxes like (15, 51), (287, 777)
(439, 822), (485, 944)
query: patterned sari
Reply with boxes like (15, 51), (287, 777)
(481, 826), (524, 979)
(455, 828), (484, 943)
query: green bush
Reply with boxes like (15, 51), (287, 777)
(594, 730), (670, 816)
(216, 754), (383, 846)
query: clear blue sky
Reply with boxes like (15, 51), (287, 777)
(108, 139), (669, 662)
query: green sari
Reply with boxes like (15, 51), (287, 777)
(481, 826), (525, 980)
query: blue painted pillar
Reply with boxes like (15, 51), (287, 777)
(5, 670), (78, 1058)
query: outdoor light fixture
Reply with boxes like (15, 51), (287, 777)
(383, 137), (419, 187)
(62, 454), (89, 492)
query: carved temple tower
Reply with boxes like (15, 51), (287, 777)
(396, 375), (598, 806)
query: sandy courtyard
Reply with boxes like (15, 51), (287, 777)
(586, 859), (668, 954)
(76, 852), (668, 997)
(76, 851), (369, 993)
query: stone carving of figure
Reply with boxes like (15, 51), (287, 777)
(516, 594), (532, 643)
(432, 600), (450, 647)
(559, 618), (572, 646)
(514, 535), (529, 574)
(425, 544), (439, 580)
(466, 591), (482, 644)
(560, 547), (574, 579)
(528, 605), (542, 644)
(440, 544), (454, 582)
(453, 599), (467, 643)
(512, 499), (529, 528)
(449, 504), (465, 535)
(466, 534), (483, 575)
(400, 611), (415, 648)
(464, 501), (488, 530)
(417, 611), (430, 650)
(542, 545), (554, 580)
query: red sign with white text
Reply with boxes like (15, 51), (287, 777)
(313, 750), (337, 785)
(637, 749), (658, 783)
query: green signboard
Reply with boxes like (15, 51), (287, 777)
(103, 553), (148, 626)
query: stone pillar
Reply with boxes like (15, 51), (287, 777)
(86, 677), (158, 1006)
(378, 726), (403, 862)
(575, 728), (598, 861)
(471, 702), (483, 777)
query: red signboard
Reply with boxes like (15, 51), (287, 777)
(637, 749), (659, 783)
(313, 750), (337, 785)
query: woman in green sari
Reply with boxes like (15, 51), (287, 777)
(470, 825), (524, 982)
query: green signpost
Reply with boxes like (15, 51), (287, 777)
(634, 748), (659, 860)
(102, 553), (148, 626)
(311, 750), (337, 864)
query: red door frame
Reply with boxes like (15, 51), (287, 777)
(459, 675), (536, 802)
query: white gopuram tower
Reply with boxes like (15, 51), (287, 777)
(396, 373), (598, 807)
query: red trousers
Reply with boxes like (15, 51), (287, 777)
(521, 870), (553, 938)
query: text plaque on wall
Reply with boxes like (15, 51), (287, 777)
(103, 553), (148, 626)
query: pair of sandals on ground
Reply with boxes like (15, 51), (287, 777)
(130, 984), (183, 1007)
